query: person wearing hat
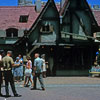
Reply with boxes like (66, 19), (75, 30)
(13, 57), (22, 82)
(18, 54), (24, 81)
(3, 51), (21, 97)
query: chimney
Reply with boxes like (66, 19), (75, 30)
(35, 0), (42, 13)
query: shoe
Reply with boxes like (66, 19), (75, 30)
(25, 84), (30, 87)
(14, 94), (22, 97)
(42, 87), (45, 91)
(30, 88), (36, 90)
(5, 95), (11, 97)
(0, 93), (3, 97)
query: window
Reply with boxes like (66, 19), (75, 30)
(19, 15), (28, 23)
(40, 25), (53, 33)
(6, 28), (18, 38)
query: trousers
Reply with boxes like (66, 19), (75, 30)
(3, 70), (17, 95)
(33, 73), (45, 89)
(0, 71), (2, 94)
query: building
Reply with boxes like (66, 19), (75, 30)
(0, 0), (40, 53)
(58, 0), (100, 75)
(0, 0), (100, 76)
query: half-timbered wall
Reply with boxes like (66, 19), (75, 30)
(61, 0), (93, 42)
(29, 0), (60, 44)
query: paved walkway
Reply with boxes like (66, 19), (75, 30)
(1, 77), (100, 100)
(15, 76), (100, 88)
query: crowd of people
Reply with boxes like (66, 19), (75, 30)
(0, 50), (48, 98)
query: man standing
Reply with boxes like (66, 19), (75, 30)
(0, 68), (2, 96)
(0, 50), (4, 96)
(3, 51), (21, 97)
(31, 53), (45, 90)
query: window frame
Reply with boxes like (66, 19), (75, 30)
(19, 15), (29, 23)
(6, 28), (18, 38)
(40, 24), (54, 33)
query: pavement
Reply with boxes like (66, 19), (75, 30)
(1, 76), (100, 100)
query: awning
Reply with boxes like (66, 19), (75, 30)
(32, 42), (56, 46)
(32, 42), (74, 46)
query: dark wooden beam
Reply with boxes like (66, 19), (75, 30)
(41, 17), (59, 21)
(70, 11), (73, 42)
(73, 12), (89, 36)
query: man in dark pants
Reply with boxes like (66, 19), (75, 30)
(3, 51), (21, 97)
(31, 53), (45, 90)
(0, 50), (4, 96)
(0, 70), (3, 96)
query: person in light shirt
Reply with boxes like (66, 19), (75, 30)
(23, 56), (33, 87)
(41, 54), (48, 78)
(31, 53), (45, 90)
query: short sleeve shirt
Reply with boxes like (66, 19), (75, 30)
(34, 57), (43, 73)
(0, 55), (3, 67)
(26, 60), (32, 69)
(0, 55), (2, 60)
(3, 56), (14, 69)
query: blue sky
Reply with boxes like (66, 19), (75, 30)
(0, 0), (99, 6)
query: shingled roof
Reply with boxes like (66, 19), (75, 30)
(59, 0), (100, 28)
(0, 6), (40, 30)
(0, 3), (60, 31)
(93, 10), (100, 27)
(0, 2), (99, 31)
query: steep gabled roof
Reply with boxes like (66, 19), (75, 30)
(59, 0), (99, 28)
(0, 6), (41, 30)
(0, 2), (60, 31)
(28, 0), (59, 34)
(14, 0), (59, 45)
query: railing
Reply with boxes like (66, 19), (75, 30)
(61, 31), (95, 40)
